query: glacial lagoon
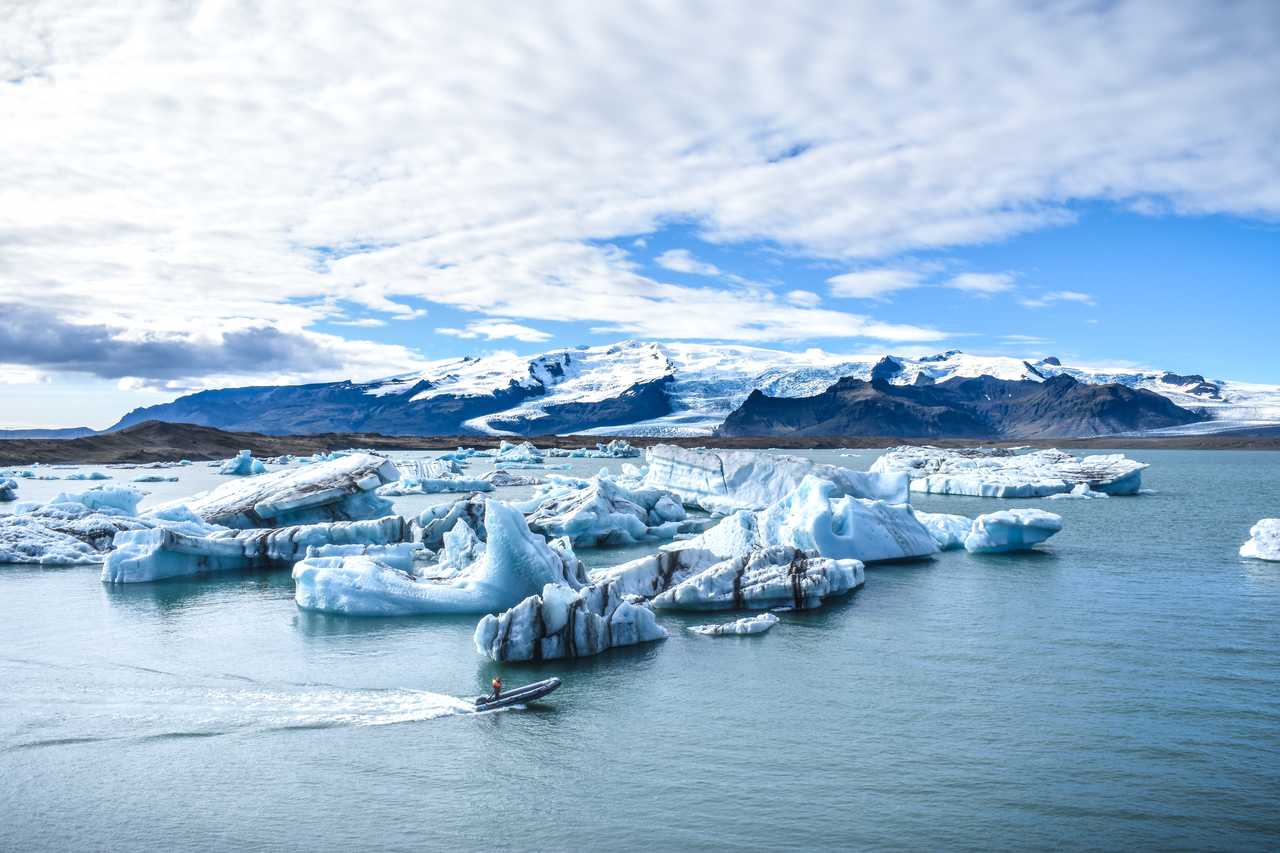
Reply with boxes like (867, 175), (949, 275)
(2, 449), (1279, 851)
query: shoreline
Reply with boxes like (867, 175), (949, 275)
(3, 420), (1280, 465)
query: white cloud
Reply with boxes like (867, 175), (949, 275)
(654, 249), (722, 276)
(945, 273), (1017, 295)
(437, 320), (553, 343)
(786, 289), (821, 307)
(0, 1), (1275, 386)
(828, 270), (922, 300)
(1020, 290), (1097, 308)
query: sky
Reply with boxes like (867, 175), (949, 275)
(1, 0), (1278, 429)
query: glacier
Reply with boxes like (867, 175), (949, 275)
(963, 509), (1064, 553)
(651, 546), (864, 612)
(293, 500), (587, 615)
(218, 450), (267, 476)
(688, 612), (780, 636)
(643, 445), (909, 514)
(870, 446), (1147, 498)
(473, 581), (666, 662)
(1239, 519), (1280, 562)
(163, 453), (399, 528)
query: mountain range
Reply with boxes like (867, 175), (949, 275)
(103, 340), (1280, 438)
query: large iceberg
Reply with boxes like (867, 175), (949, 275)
(642, 445), (909, 514)
(688, 612), (779, 636)
(293, 500), (588, 615)
(0, 486), (150, 565)
(870, 446), (1147, 498)
(523, 475), (701, 547)
(670, 476), (938, 564)
(0, 477), (17, 502)
(963, 509), (1063, 553)
(165, 453), (399, 528)
(1239, 519), (1280, 562)
(651, 546), (864, 612)
(473, 581), (666, 661)
(103, 515), (414, 583)
(218, 450), (267, 476)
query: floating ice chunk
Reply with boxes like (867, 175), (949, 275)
(871, 447), (1147, 498)
(0, 518), (104, 564)
(0, 486), (151, 563)
(1045, 483), (1110, 500)
(688, 612), (779, 636)
(0, 478), (16, 502)
(293, 500), (587, 615)
(218, 450), (268, 476)
(524, 476), (702, 547)
(1240, 519), (1280, 561)
(378, 477), (492, 496)
(963, 509), (1063, 553)
(437, 448), (478, 463)
(652, 546), (864, 612)
(132, 474), (179, 483)
(65, 471), (111, 481)
(587, 547), (724, 599)
(671, 476), (937, 563)
(483, 470), (545, 487)
(163, 453), (399, 528)
(473, 581), (666, 661)
(546, 440), (642, 459)
(485, 440), (543, 465)
(102, 515), (414, 583)
(912, 510), (972, 551)
(643, 445), (909, 514)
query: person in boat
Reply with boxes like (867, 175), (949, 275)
(489, 677), (502, 701)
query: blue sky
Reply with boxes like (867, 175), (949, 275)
(1, 1), (1277, 428)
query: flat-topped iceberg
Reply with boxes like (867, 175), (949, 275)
(474, 581), (666, 661)
(688, 612), (779, 636)
(913, 511), (973, 551)
(963, 509), (1063, 553)
(643, 445), (909, 514)
(0, 477), (16, 502)
(102, 515), (414, 583)
(1240, 519), (1280, 561)
(293, 500), (588, 615)
(652, 546), (864, 611)
(523, 475), (702, 547)
(870, 446), (1147, 498)
(670, 476), (937, 564)
(164, 453), (399, 528)
(218, 449), (267, 476)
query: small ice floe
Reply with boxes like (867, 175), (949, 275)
(870, 446), (1146, 498)
(651, 546), (864, 612)
(670, 475), (937, 564)
(132, 474), (179, 483)
(473, 581), (666, 661)
(482, 470), (545, 488)
(1239, 519), (1280, 562)
(687, 612), (779, 636)
(163, 453), (399, 529)
(642, 445), (909, 514)
(217, 450), (267, 476)
(963, 509), (1063, 554)
(377, 459), (493, 495)
(912, 510), (973, 551)
(65, 471), (111, 481)
(0, 478), (17, 502)
(1046, 483), (1110, 500)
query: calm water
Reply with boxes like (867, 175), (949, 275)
(2, 450), (1278, 852)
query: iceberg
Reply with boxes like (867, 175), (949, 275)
(482, 440), (544, 465)
(65, 471), (111, 481)
(912, 510), (972, 551)
(132, 474), (179, 483)
(473, 581), (666, 661)
(688, 612), (779, 636)
(0, 518), (104, 565)
(0, 486), (150, 564)
(164, 453), (399, 528)
(651, 546), (864, 612)
(102, 515), (414, 583)
(218, 449), (268, 476)
(293, 500), (588, 615)
(963, 509), (1063, 553)
(587, 547), (724, 599)
(670, 476), (938, 564)
(523, 475), (702, 547)
(870, 446), (1147, 498)
(642, 445), (909, 514)
(1045, 483), (1110, 500)
(483, 470), (545, 487)
(0, 477), (16, 502)
(547, 440), (642, 459)
(1239, 519), (1280, 561)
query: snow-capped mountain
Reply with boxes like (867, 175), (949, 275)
(109, 340), (1280, 437)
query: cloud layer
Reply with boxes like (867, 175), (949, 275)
(2, 1), (1276, 386)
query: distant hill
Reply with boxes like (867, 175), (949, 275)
(716, 373), (1207, 438)
(0, 427), (96, 440)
